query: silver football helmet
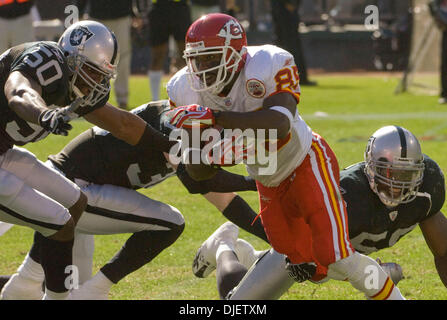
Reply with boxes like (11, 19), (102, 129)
(364, 126), (425, 207)
(58, 20), (119, 107)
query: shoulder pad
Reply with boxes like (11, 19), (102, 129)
(129, 101), (171, 132)
(11, 42), (69, 91)
(245, 45), (300, 100)
(420, 154), (445, 217)
(166, 68), (191, 106)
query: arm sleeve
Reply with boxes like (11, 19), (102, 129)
(420, 161), (446, 221)
(176, 163), (257, 194)
(11, 45), (68, 95)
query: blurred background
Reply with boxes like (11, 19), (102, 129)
(1, 0), (438, 95)
(31, 0), (415, 71)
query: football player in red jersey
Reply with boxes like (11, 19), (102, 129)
(167, 13), (406, 300)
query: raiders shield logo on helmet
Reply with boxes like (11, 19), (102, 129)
(69, 26), (94, 46)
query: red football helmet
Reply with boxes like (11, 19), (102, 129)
(183, 13), (247, 95)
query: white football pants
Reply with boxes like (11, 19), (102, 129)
(46, 160), (185, 283)
(0, 147), (80, 237)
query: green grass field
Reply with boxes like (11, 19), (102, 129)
(1, 73), (447, 300)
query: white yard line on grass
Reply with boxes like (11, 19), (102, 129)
(0, 222), (13, 236)
(303, 112), (447, 121)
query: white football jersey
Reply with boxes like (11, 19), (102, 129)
(167, 45), (313, 186)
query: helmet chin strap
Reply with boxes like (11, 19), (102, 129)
(68, 71), (86, 102)
(377, 191), (400, 208)
(72, 85), (86, 100)
(209, 62), (227, 95)
(71, 84), (91, 107)
(369, 177), (400, 207)
(377, 187), (418, 208)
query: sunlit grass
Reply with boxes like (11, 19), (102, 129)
(1, 74), (446, 300)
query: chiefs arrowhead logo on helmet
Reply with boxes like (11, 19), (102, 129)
(218, 19), (243, 44)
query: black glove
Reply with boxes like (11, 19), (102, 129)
(38, 108), (73, 136)
(285, 258), (317, 283)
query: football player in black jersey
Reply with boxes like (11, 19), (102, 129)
(0, 20), (185, 300)
(0, 100), (262, 300)
(197, 126), (447, 299)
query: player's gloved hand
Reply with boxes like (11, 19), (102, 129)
(168, 104), (215, 129)
(38, 108), (73, 136)
(285, 258), (317, 283)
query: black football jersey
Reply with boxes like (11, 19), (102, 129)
(341, 155), (445, 254)
(0, 41), (108, 154)
(49, 101), (176, 189)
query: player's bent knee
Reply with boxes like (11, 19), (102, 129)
(327, 252), (392, 297)
(168, 222), (185, 244)
(159, 203), (185, 227)
(49, 218), (75, 242)
(327, 252), (364, 281)
(8, 147), (38, 170)
(0, 170), (24, 200)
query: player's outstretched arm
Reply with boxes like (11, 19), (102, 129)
(185, 162), (219, 181)
(419, 211), (447, 287)
(84, 103), (177, 152)
(169, 93), (297, 140)
(176, 162), (257, 194)
(84, 103), (146, 145)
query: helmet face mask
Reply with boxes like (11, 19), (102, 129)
(58, 21), (119, 106)
(369, 158), (424, 207)
(364, 126), (425, 207)
(183, 13), (247, 95)
(69, 58), (113, 105)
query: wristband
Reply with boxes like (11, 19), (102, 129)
(212, 110), (222, 124)
(269, 106), (295, 125)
